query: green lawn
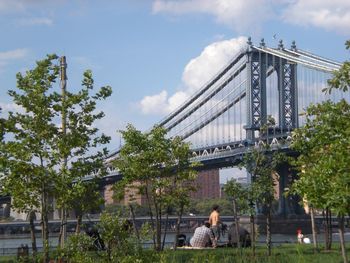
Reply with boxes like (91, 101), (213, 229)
(0, 244), (348, 263)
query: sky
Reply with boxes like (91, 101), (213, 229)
(0, 0), (349, 154)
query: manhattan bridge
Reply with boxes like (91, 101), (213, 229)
(106, 38), (348, 170)
(102, 38), (349, 214)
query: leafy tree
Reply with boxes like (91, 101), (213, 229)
(224, 179), (248, 249)
(291, 39), (350, 263)
(291, 100), (350, 261)
(241, 118), (287, 256)
(187, 198), (234, 216)
(113, 124), (197, 251)
(1, 55), (111, 262)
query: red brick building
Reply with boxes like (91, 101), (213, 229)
(103, 168), (220, 206)
(190, 169), (220, 199)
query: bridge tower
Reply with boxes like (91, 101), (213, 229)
(245, 38), (298, 142)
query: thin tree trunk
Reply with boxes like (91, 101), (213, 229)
(162, 209), (169, 250)
(58, 208), (66, 247)
(323, 209), (329, 251)
(145, 185), (156, 248)
(41, 190), (49, 263)
(129, 204), (140, 242)
(324, 208), (332, 250)
(266, 207), (272, 256)
(29, 210), (37, 258)
(310, 207), (318, 253)
(338, 215), (348, 263)
(328, 209), (332, 250)
(233, 199), (241, 249)
(173, 205), (184, 250)
(152, 191), (161, 251)
(75, 214), (82, 234)
(250, 214), (256, 257)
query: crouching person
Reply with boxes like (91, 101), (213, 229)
(227, 223), (251, 248)
(190, 222), (216, 248)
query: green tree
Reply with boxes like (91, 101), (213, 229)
(113, 124), (197, 251)
(241, 118), (287, 256)
(224, 179), (248, 249)
(291, 40), (350, 263)
(291, 100), (350, 262)
(1, 55), (111, 262)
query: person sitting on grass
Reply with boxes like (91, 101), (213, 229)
(190, 222), (216, 248)
(227, 223), (251, 248)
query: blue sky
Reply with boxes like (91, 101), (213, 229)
(0, 0), (349, 151)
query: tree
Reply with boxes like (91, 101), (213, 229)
(241, 118), (287, 256)
(224, 179), (248, 249)
(291, 40), (350, 263)
(291, 100), (350, 261)
(1, 55), (112, 262)
(113, 124), (197, 251)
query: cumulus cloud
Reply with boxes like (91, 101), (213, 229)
(139, 36), (247, 116)
(152, 0), (273, 33)
(282, 0), (350, 35)
(0, 48), (28, 71)
(0, 102), (24, 115)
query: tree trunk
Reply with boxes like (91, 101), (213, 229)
(338, 215), (348, 263)
(153, 193), (161, 251)
(129, 204), (140, 242)
(250, 214), (256, 257)
(41, 190), (49, 263)
(145, 186), (156, 248)
(324, 208), (332, 250)
(75, 214), (82, 234)
(310, 207), (318, 253)
(266, 207), (272, 256)
(162, 209), (169, 250)
(29, 210), (37, 258)
(58, 208), (67, 248)
(233, 199), (241, 249)
(173, 205), (184, 250)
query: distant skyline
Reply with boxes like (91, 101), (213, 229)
(0, 0), (349, 150)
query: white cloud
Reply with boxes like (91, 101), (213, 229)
(282, 0), (350, 35)
(0, 102), (23, 114)
(183, 36), (247, 91)
(16, 17), (53, 26)
(139, 36), (247, 116)
(0, 48), (28, 71)
(140, 90), (169, 115)
(152, 0), (273, 33)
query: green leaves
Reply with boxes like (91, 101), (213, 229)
(291, 99), (350, 217)
(1, 54), (112, 227)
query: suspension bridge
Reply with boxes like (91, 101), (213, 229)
(103, 38), (348, 174)
(93, 38), (350, 215)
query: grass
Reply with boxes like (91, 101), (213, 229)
(164, 244), (346, 263)
(0, 244), (348, 263)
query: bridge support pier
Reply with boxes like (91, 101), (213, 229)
(276, 163), (304, 217)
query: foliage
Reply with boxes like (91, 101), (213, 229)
(186, 198), (234, 216)
(291, 100), (350, 216)
(97, 212), (152, 262)
(113, 124), (198, 251)
(325, 40), (350, 93)
(224, 179), (247, 209)
(60, 233), (95, 263)
(0, 54), (112, 258)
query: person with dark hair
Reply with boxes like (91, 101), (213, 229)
(190, 222), (215, 248)
(227, 223), (251, 247)
(209, 204), (221, 246)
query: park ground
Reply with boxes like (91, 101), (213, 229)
(0, 244), (349, 263)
